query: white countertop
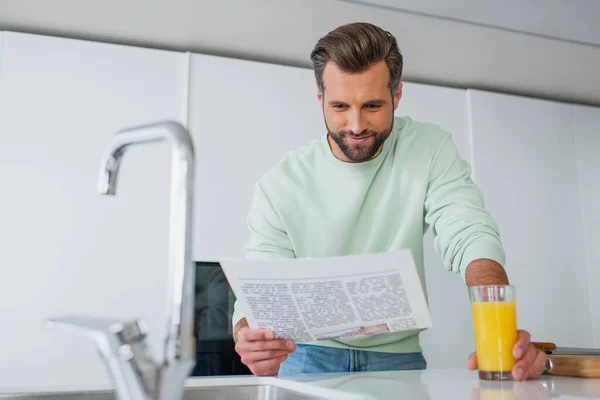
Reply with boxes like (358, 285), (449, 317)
(274, 369), (600, 400)
(2, 370), (599, 399)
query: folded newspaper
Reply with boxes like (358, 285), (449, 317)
(219, 250), (432, 342)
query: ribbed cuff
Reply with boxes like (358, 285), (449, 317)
(458, 241), (506, 282)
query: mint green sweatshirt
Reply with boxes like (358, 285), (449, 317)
(232, 116), (505, 354)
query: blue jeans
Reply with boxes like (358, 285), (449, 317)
(278, 344), (427, 376)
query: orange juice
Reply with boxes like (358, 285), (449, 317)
(471, 301), (517, 373)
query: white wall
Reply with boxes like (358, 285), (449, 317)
(467, 89), (593, 347)
(0, 32), (188, 388)
(573, 105), (600, 347)
(1, 28), (599, 389)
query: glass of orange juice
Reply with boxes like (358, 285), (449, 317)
(469, 285), (518, 380)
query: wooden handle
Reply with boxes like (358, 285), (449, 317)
(547, 354), (600, 378)
(532, 341), (557, 351)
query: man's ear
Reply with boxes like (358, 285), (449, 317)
(317, 90), (323, 106)
(393, 82), (403, 110)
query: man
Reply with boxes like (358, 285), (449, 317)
(232, 22), (548, 379)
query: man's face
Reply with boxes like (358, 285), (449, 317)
(318, 60), (402, 163)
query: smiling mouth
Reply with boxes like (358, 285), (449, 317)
(347, 135), (373, 144)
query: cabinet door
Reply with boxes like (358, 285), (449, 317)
(397, 83), (475, 369)
(468, 89), (593, 346)
(573, 104), (600, 347)
(0, 32), (187, 386)
(188, 54), (323, 261)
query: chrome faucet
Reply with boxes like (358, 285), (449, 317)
(47, 121), (196, 400)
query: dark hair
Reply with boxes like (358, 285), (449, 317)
(310, 22), (403, 94)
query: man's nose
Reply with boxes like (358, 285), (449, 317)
(348, 111), (368, 135)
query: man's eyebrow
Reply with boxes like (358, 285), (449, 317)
(364, 98), (387, 105)
(327, 98), (388, 106)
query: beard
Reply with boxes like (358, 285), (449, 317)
(327, 121), (394, 163)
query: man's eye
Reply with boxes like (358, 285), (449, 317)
(332, 104), (348, 110)
(365, 104), (382, 110)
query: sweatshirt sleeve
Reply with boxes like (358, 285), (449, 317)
(231, 181), (296, 328)
(424, 132), (506, 281)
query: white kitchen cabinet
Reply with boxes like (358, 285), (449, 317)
(467, 89), (593, 347)
(0, 32), (188, 387)
(573, 104), (600, 347)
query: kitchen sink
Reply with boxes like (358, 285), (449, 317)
(0, 376), (364, 400)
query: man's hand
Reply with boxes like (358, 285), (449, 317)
(234, 319), (296, 376)
(467, 329), (548, 380)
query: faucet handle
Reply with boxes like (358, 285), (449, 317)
(46, 316), (149, 359)
(47, 315), (158, 400)
(48, 315), (146, 339)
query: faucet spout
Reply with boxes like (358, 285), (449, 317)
(49, 120), (196, 399)
(98, 146), (125, 196)
(98, 120), (196, 368)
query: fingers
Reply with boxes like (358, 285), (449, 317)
(467, 352), (478, 370)
(234, 327), (296, 376)
(236, 336), (295, 353)
(240, 350), (293, 364)
(238, 327), (276, 342)
(513, 330), (531, 359)
(237, 327), (294, 350)
(512, 343), (547, 380)
(470, 330), (548, 382)
(247, 355), (289, 376)
(512, 342), (536, 380)
(529, 350), (549, 380)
